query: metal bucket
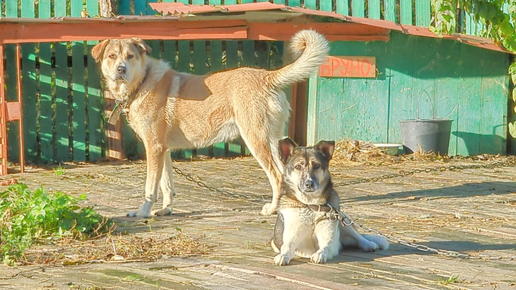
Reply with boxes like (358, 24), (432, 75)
(400, 119), (453, 155)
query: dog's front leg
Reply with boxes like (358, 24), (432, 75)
(274, 223), (301, 266)
(128, 143), (166, 218)
(152, 151), (175, 216)
(311, 220), (340, 264)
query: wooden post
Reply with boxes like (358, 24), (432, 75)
(104, 90), (125, 160)
(0, 45), (7, 175)
(15, 44), (24, 173)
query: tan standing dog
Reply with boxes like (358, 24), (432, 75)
(91, 30), (329, 217)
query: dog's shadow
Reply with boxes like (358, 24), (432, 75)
(283, 240), (516, 264)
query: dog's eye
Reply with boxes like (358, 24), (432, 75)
(312, 163), (321, 169)
(127, 54), (134, 59)
(294, 164), (303, 170)
(109, 54), (117, 59)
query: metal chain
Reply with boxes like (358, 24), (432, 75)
(172, 166), (266, 202)
(172, 159), (516, 260)
(335, 159), (516, 187)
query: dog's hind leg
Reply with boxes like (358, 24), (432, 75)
(340, 225), (381, 252)
(128, 143), (166, 218)
(152, 151), (175, 216)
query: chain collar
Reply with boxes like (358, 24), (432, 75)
(311, 203), (354, 227)
(107, 68), (149, 125)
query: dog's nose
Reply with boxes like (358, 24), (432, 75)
(117, 66), (126, 74)
(304, 179), (314, 189)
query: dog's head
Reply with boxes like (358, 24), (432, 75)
(279, 138), (335, 204)
(91, 38), (152, 96)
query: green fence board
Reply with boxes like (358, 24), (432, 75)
(335, 0), (348, 15)
(352, 0), (364, 16)
(432, 39), (460, 155)
(368, 0), (381, 19)
(305, 0), (317, 10)
(163, 41), (177, 69)
(456, 44), (482, 155)
(320, 0), (333, 12)
(38, 0), (54, 163)
(118, 0), (131, 15)
(5, 0), (18, 163)
(479, 50), (508, 154)
(384, 0), (396, 22)
(71, 2), (87, 161)
(135, 0), (148, 15)
(416, 0), (431, 26)
(400, 0), (413, 25)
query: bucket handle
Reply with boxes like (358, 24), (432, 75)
(416, 90), (435, 120)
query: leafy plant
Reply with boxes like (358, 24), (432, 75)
(0, 183), (113, 265)
(430, 0), (516, 136)
(437, 274), (463, 285)
(53, 164), (66, 176)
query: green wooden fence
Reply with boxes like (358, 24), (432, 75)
(0, 0), (491, 164)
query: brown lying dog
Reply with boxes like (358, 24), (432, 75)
(272, 138), (389, 265)
(91, 30), (329, 217)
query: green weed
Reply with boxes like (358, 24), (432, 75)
(53, 164), (66, 176)
(0, 183), (113, 265)
(438, 274), (462, 285)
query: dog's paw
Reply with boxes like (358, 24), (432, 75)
(273, 254), (291, 266)
(359, 240), (380, 252)
(310, 251), (327, 264)
(261, 203), (276, 216)
(152, 208), (173, 216)
(127, 210), (150, 218)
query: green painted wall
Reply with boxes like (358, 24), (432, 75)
(307, 31), (511, 156)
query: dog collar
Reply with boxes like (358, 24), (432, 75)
(107, 68), (150, 125)
(312, 204), (354, 227)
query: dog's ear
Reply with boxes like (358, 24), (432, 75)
(131, 38), (152, 56)
(279, 138), (298, 164)
(91, 39), (110, 63)
(315, 140), (335, 160)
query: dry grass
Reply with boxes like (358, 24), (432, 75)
(331, 139), (512, 165)
(19, 231), (208, 266)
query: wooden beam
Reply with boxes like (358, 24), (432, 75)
(0, 20), (390, 44)
(247, 22), (390, 41)
(0, 20), (249, 44)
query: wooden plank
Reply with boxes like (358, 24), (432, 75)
(0, 22), (249, 44)
(5, 1), (19, 163)
(304, 0), (317, 10)
(415, 0), (431, 27)
(456, 44), (482, 155)
(86, 0), (104, 161)
(38, 0), (54, 163)
(0, 45), (7, 175)
(384, 0), (396, 22)
(432, 38), (460, 156)
(360, 41), (390, 144)
(71, 0), (87, 161)
(479, 49), (509, 154)
(335, 0), (348, 15)
(352, 0), (364, 17)
(368, 0), (381, 19)
(54, 0), (71, 162)
(386, 32), (415, 145)
(400, 0), (413, 25)
(118, 0), (131, 15)
(320, 0), (333, 12)
(21, 0), (37, 163)
(319, 56), (376, 78)
(247, 23), (389, 42)
(135, 0), (148, 16)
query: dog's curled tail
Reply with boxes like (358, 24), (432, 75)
(267, 30), (329, 88)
